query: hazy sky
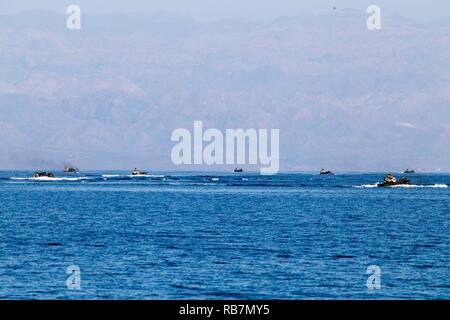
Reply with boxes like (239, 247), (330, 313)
(1, 0), (450, 21)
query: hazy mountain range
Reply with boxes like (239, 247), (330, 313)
(1, 10), (450, 171)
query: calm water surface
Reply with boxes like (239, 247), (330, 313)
(0, 171), (449, 299)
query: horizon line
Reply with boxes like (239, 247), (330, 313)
(0, 169), (448, 174)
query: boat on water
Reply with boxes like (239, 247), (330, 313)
(33, 172), (55, 178)
(131, 168), (149, 176)
(234, 168), (243, 173)
(320, 169), (334, 175)
(377, 173), (410, 187)
(403, 169), (415, 174)
(64, 166), (79, 173)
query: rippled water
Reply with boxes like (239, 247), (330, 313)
(0, 171), (449, 299)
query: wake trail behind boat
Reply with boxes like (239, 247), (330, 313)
(11, 177), (90, 181)
(355, 183), (448, 189)
(102, 174), (164, 178)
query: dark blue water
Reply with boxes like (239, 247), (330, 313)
(0, 171), (449, 299)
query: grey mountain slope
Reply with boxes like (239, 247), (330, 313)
(0, 11), (449, 170)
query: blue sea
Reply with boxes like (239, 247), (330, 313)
(0, 171), (449, 299)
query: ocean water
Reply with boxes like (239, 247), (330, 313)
(0, 171), (449, 300)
